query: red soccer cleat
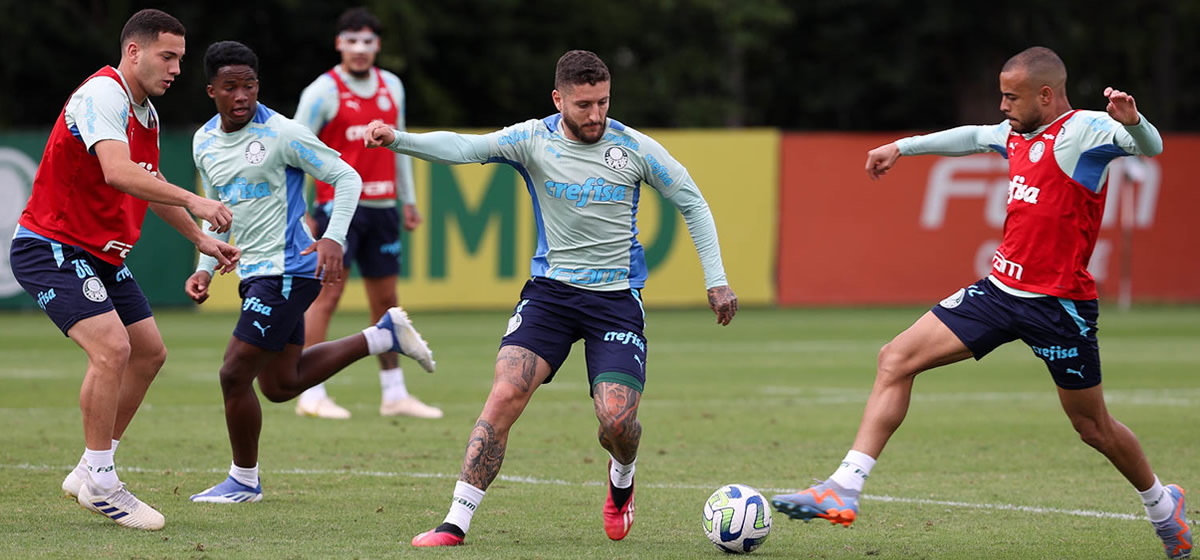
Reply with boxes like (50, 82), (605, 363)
(603, 460), (636, 541)
(411, 528), (464, 547)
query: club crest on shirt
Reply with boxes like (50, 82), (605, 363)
(245, 141), (267, 164)
(82, 276), (108, 303)
(604, 146), (629, 170)
(377, 93), (391, 112)
(1028, 140), (1045, 163)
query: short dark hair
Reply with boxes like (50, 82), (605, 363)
(204, 41), (259, 81)
(120, 9), (185, 47)
(554, 50), (610, 90)
(337, 7), (382, 34)
(1002, 46), (1068, 89)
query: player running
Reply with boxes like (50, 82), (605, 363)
(365, 49), (738, 546)
(10, 9), (238, 530)
(293, 8), (440, 420)
(184, 41), (434, 504)
(771, 46), (1191, 560)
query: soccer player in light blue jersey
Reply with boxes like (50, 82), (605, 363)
(365, 50), (738, 546)
(184, 41), (435, 504)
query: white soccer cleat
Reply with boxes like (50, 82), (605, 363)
(77, 483), (165, 530)
(380, 395), (444, 418)
(294, 396), (351, 419)
(62, 463), (86, 498)
(375, 307), (436, 373)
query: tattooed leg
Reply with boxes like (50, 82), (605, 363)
(457, 345), (552, 490)
(593, 382), (643, 464)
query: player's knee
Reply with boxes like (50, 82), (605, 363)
(89, 338), (132, 375)
(259, 385), (292, 403)
(217, 363), (255, 395)
(877, 342), (915, 379)
(1071, 416), (1112, 450)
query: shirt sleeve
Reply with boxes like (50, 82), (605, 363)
(293, 75), (338, 134)
(387, 130), (493, 165)
(64, 78), (132, 152)
(1066, 110), (1164, 157)
(636, 134), (728, 289)
(383, 72), (417, 205)
(895, 123), (1012, 158)
(192, 154), (230, 276)
(280, 120), (362, 247)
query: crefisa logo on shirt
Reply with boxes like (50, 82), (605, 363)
(245, 141), (267, 165)
(1028, 140), (1045, 163)
(603, 146), (629, 170)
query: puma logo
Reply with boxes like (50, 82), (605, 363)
(253, 321), (271, 337)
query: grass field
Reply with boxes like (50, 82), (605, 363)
(0, 305), (1196, 559)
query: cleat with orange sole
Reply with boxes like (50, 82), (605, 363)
(771, 480), (859, 527)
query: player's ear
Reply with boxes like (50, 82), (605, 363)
(552, 89), (563, 112)
(124, 40), (140, 64)
(206, 83), (215, 99)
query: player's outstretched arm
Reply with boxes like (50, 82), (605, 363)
(1104, 87), (1141, 126)
(707, 285), (738, 326)
(94, 140), (232, 232)
(865, 142), (902, 180)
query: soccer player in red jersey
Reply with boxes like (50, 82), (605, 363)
(772, 47), (1190, 559)
(8, 9), (238, 531)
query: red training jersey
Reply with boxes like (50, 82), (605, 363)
(991, 110), (1106, 300)
(314, 68), (398, 204)
(19, 66), (158, 265)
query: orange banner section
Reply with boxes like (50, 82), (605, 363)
(778, 133), (1200, 305)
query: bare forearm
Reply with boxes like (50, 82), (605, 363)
(149, 203), (202, 243)
(107, 161), (198, 207)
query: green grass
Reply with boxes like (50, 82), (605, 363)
(1, 306), (1197, 559)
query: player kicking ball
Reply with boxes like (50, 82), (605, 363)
(365, 50), (737, 546)
(185, 41), (435, 504)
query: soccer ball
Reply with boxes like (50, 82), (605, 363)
(702, 484), (772, 554)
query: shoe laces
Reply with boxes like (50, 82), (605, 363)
(101, 484), (144, 512)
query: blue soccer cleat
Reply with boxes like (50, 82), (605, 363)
(1152, 484), (1192, 559)
(771, 479), (859, 527)
(375, 307), (435, 372)
(189, 476), (263, 504)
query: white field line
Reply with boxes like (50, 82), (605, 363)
(3, 462), (1149, 522)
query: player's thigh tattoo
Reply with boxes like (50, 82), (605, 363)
(497, 345), (539, 393)
(461, 419), (506, 489)
(593, 382), (642, 461)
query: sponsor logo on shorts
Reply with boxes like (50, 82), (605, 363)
(252, 320), (271, 337)
(82, 276), (107, 302)
(604, 330), (645, 352)
(36, 288), (56, 309)
(939, 288), (965, 309)
(504, 312), (522, 336)
(115, 266), (132, 283)
(1030, 344), (1079, 361)
(242, 297), (273, 316)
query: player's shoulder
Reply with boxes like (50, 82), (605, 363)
(378, 68), (403, 88)
(300, 72), (338, 97)
(606, 118), (663, 153)
(70, 73), (129, 111)
(1063, 110), (1119, 134)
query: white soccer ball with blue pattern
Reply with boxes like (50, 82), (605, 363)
(702, 483), (772, 554)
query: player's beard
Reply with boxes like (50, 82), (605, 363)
(563, 115), (605, 144)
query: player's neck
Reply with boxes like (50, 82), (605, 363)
(115, 63), (148, 106)
(339, 64), (373, 81)
(221, 117), (250, 134)
(1038, 101), (1073, 127)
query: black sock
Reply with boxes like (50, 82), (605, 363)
(435, 522), (465, 538)
(610, 481), (633, 509)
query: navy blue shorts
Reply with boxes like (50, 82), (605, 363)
(234, 276), (322, 351)
(9, 235), (152, 336)
(500, 277), (647, 394)
(313, 204), (401, 278)
(931, 277), (1101, 389)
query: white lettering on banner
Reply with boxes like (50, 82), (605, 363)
(922, 155), (1161, 231)
(920, 155), (1009, 229)
(0, 148), (37, 298)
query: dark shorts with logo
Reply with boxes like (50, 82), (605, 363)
(931, 276), (1101, 389)
(9, 236), (152, 336)
(233, 276), (322, 351)
(500, 277), (648, 395)
(313, 204), (401, 278)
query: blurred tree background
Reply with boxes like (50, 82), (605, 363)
(0, 0), (1195, 132)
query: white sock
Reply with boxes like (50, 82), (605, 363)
(76, 439), (119, 472)
(828, 449), (875, 493)
(362, 326), (393, 355)
(443, 481), (486, 534)
(83, 448), (119, 491)
(230, 462), (259, 488)
(380, 368), (409, 401)
(1139, 476), (1176, 522)
(299, 384), (329, 405)
(610, 455), (636, 488)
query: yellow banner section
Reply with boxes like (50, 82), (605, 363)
(199, 129), (778, 312)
